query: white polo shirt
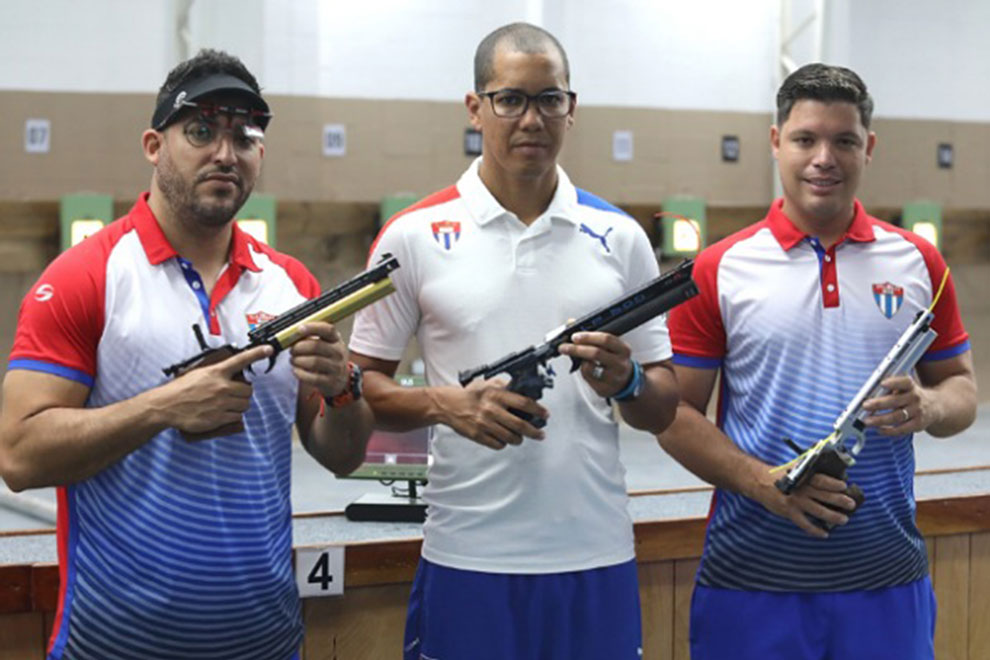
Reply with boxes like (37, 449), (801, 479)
(351, 159), (671, 573)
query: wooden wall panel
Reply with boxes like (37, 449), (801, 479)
(4, 90), (990, 210)
(302, 583), (410, 660)
(672, 559), (698, 660)
(933, 534), (970, 660)
(5, 523), (990, 659)
(969, 532), (990, 660)
(0, 611), (46, 660)
(639, 560), (674, 660)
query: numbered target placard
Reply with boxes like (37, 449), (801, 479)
(295, 545), (345, 597)
(322, 124), (347, 157)
(25, 118), (51, 154)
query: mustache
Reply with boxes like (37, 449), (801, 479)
(196, 167), (241, 186)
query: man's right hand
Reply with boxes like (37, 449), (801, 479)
(749, 467), (858, 538)
(438, 378), (548, 450)
(154, 345), (273, 439)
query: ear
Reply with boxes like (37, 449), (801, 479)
(769, 124), (781, 160)
(865, 131), (877, 164)
(565, 93), (576, 130)
(142, 129), (163, 166)
(465, 92), (483, 131)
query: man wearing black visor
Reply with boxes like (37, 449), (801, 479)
(1, 49), (372, 659)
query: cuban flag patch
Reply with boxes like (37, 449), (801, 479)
(246, 311), (277, 331)
(431, 220), (461, 250)
(872, 282), (904, 319)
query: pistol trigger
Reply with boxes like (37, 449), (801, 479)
(263, 354), (277, 374)
(568, 356), (581, 372)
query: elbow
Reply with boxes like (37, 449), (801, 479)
(330, 452), (367, 479)
(927, 407), (978, 439)
(328, 425), (373, 478)
(0, 453), (33, 493)
(652, 403), (679, 435)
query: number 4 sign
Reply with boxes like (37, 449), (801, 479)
(295, 546), (345, 597)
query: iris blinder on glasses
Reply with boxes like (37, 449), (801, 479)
(178, 102), (267, 149)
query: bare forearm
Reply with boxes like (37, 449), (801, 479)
(657, 403), (770, 499)
(362, 371), (465, 432)
(302, 400), (375, 476)
(925, 373), (978, 437)
(618, 363), (679, 434)
(1, 389), (170, 491)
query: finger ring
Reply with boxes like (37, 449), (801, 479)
(902, 408), (910, 422)
(591, 362), (605, 380)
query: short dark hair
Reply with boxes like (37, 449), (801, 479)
(156, 49), (261, 112)
(474, 22), (570, 92)
(776, 63), (874, 128)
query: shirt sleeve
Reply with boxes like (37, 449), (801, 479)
(8, 242), (107, 386)
(668, 244), (727, 369)
(348, 219), (420, 361)
(915, 240), (970, 360)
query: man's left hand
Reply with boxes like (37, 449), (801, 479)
(288, 322), (349, 399)
(862, 374), (938, 435)
(559, 331), (634, 399)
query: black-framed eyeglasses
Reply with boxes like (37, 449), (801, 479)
(478, 88), (576, 118)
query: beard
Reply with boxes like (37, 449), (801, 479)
(156, 147), (253, 229)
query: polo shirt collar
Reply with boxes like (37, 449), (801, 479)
(456, 157), (580, 227)
(765, 197), (876, 251)
(129, 192), (261, 272)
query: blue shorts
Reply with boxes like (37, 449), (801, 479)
(690, 576), (936, 660)
(403, 557), (642, 660)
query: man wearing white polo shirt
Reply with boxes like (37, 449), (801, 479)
(662, 63), (977, 660)
(350, 22), (679, 660)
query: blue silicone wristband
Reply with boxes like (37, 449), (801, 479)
(613, 360), (643, 402)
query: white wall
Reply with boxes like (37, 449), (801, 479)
(1, 0), (988, 121)
(557, 0), (778, 112)
(848, 0), (990, 121)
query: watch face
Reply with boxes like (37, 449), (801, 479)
(327, 362), (362, 408)
(350, 363), (363, 400)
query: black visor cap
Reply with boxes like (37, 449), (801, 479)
(151, 72), (271, 131)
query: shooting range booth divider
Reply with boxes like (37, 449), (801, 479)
(903, 200), (943, 251)
(235, 193), (277, 247)
(379, 194), (421, 228)
(659, 195), (707, 257)
(342, 374), (428, 523)
(59, 193), (113, 252)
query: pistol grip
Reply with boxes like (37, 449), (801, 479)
(173, 346), (248, 441)
(813, 450), (866, 531)
(507, 371), (550, 429)
(509, 407), (546, 429)
(816, 483), (865, 531)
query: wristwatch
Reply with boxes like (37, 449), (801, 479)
(325, 362), (363, 408)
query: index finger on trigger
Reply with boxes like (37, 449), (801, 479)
(500, 388), (549, 418)
(221, 344), (273, 375)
